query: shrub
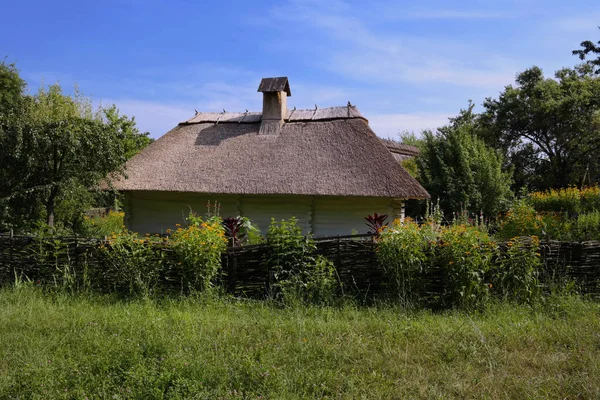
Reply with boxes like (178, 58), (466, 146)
(170, 213), (227, 292)
(576, 211), (600, 241)
(493, 236), (541, 303)
(377, 219), (433, 304)
(437, 225), (496, 308)
(527, 187), (582, 214)
(527, 186), (600, 214)
(99, 230), (164, 297)
(302, 255), (338, 305)
(265, 217), (337, 304)
(496, 201), (565, 240)
(580, 186), (600, 212)
(27, 233), (76, 290)
(81, 210), (125, 238)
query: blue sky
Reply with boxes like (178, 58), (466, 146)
(1, 0), (599, 138)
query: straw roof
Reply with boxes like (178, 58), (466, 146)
(111, 106), (429, 199)
(380, 138), (421, 162)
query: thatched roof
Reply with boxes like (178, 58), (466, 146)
(380, 138), (420, 162)
(112, 106), (429, 199)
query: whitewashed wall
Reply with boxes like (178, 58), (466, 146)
(124, 191), (404, 237)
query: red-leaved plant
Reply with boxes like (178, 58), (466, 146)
(222, 216), (246, 247)
(365, 213), (389, 235)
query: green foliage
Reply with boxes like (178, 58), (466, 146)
(99, 230), (165, 298)
(302, 255), (338, 305)
(496, 201), (561, 240)
(493, 236), (541, 303)
(573, 27), (600, 75)
(378, 207), (550, 308)
(0, 64), (151, 232)
(416, 103), (514, 218)
(437, 225), (496, 308)
(27, 233), (79, 292)
(170, 213), (227, 292)
(265, 217), (337, 304)
(576, 211), (600, 241)
(527, 186), (600, 215)
(478, 66), (600, 191)
(80, 210), (125, 238)
(496, 188), (600, 241)
(377, 218), (433, 305)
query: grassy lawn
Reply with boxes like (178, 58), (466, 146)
(1, 289), (599, 399)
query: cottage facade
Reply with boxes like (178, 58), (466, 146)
(112, 77), (429, 236)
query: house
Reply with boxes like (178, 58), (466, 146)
(111, 77), (429, 236)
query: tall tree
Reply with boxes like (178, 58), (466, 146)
(573, 27), (600, 74)
(478, 66), (600, 191)
(0, 64), (151, 230)
(414, 103), (514, 218)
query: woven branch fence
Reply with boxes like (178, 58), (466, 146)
(1, 234), (600, 298)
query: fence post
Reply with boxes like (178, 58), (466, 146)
(9, 229), (14, 283)
(336, 236), (341, 269)
(228, 251), (238, 294)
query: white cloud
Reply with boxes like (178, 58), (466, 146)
(270, 1), (517, 89)
(367, 112), (453, 138)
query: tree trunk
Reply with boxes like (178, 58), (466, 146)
(46, 200), (55, 227)
(46, 186), (58, 227)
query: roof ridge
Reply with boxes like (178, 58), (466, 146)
(182, 105), (367, 125)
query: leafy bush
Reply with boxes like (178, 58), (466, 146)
(494, 236), (541, 303)
(437, 225), (496, 308)
(527, 186), (600, 215)
(527, 187), (583, 214)
(378, 218), (499, 309)
(576, 211), (600, 241)
(496, 201), (565, 240)
(27, 233), (77, 291)
(377, 218), (433, 304)
(170, 213), (227, 292)
(302, 255), (338, 305)
(81, 210), (125, 238)
(580, 186), (600, 213)
(265, 217), (337, 304)
(99, 230), (164, 297)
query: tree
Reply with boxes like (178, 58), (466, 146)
(477, 66), (600, 191)
(0, 63), (152, 231)
(573, 27), (600, 74)
(414, 103), (514, 218)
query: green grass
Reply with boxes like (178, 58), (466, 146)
(1, 289), (600, 399)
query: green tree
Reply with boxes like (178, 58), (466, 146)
(0, 63), (152, 231)
(478, 66), (600, 191)
(573, 27), (600, 74)
(415, 103), (514, 218)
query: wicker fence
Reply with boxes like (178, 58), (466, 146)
(1, 233), (600, 298)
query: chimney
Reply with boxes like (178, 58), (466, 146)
(257, 77), (291, 135)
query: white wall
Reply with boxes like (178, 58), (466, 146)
(125, 191), (404, 237)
